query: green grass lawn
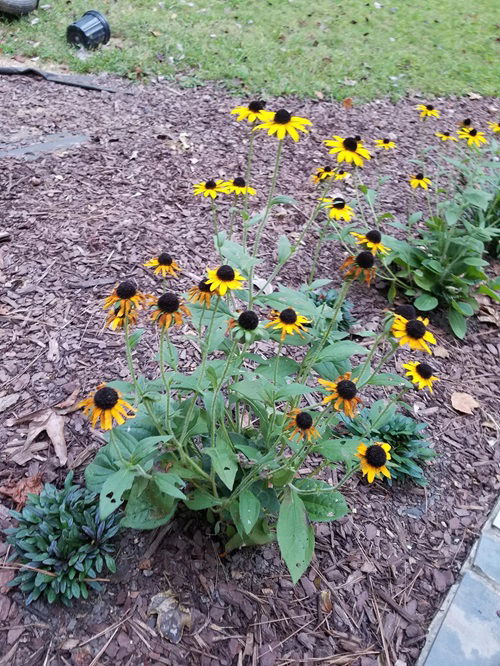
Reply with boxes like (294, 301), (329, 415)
(1, 0), (498, 100)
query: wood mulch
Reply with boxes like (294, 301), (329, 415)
(0, 74), (499, 665)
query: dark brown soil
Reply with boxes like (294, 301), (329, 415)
(0, 73), (499, 666)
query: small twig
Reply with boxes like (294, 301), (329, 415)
(88, 627), (119, 666)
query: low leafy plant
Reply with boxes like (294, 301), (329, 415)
(378, 142), (500, 338)
(339, 407), (435, 486)
(309, 287), (356, 331)
(5, 473), (120, 605)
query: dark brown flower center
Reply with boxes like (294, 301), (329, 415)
(426, 105), (434, 111)
(383, 138), (390, 143)
(248, 100), (265, 112)
(343, 137), (358, 151)
(296, 411), (313, 430)
(406, 319), (426, 339)
(415, 173), (424, 180)
(205, 180), (217, 189)
(238, 310), (259, 331)
(158, 253), (173, 266)
(337, 379), (357, 399)
(365, 444), (387, 467)
(356, 251), (375, 269)
(116, 281), (137, 300)
(323, 165), (332, 172)
(94, 386), (119, 410)
(463, 118), (471, 126)
(469, 129), (477, 136)
(395, 304), (416, 320)
(332, 198), (346, 209)
(443, 132), (450, 137)
(233, 177), (246, 187)
(158, 292), (180, 313)
(366, 229), (381, 243)
(274, 109), (291, 124)
(216, 265), (235, 281)
(198, 279), (212, 293)
(279, 308), (297, 325)
(416, 363), (433, 379)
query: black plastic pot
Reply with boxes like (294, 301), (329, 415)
(67, 10), (110, 50)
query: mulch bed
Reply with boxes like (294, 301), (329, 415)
(0, 73), (499, 666)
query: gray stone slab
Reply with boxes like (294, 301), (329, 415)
(424, 570), (500, 666)
(475, 531), (500, 583)
(0, 133), (89, 160)
(493, 509), (500, 531)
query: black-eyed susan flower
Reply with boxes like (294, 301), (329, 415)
(333, 169), (350, 180)
(317, 372), (361, 417)
(394, 303), (417, 320)
(487, 121), (500, 133)
(435, 131), (458, 142)
(340, 251), (376, 285)
(222, 177), (256, 196)
(187, 279), (213, 307)
(323, 197), (355, 222)
(458, 128), (488, 148)
(416, 104), (440, 119)
(312, 166), (335, 184)
(227, 310), (265, 343)
(144, 253), (181, 278)
(230, 100), (270, 124)
(265, 308), (311, 341)
(103, 281), (149, 318)
(151, 292), (190, 329)
(356, 442), (391, 483)
(459, 118), (473, 129)
(193, 179), (227, 199)
(105, 305), (139, 331)
(79, 383), (136, 430)
(285, 409), (319, 442)
(403, 361), (440, 392)
(375, 138), (397, 150)
(206, 265), (245, 295)
(409, 173), (432, 189)
(350, 229), (390, 255)
(391, 315), (436, 354)
(254, 108), (312, 141)
(324, 135), (371, 167)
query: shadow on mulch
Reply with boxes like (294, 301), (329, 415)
(0, 74), (499, 665)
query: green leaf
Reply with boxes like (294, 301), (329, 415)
(121, 478), (177, 529)
(277, 488), (314, 584)
(270, 194), (298, 206)
(294, 479), (349, 522)
(153, 472), (186, 500)
(128, 328), (145, 350)
(414, 294), (439, 311)
(184, 490), (220, 511)
(366, 373), (411, 388)
(314, 341), (367, 363)
(275, 383), (315, 401)
(316, 438), (360, 465)
(447, 308), (467, 339)
(387, 283), (396, 303)
(99, 468), (135, 519)
(255, 357), (300, 381)
(239, 489), (261, 534)
(204, 436), (238, 490)
(278, 234), (292, 263)
(452, 300), (474, 317)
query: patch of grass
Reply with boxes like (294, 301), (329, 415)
(1, 0), (498, 100)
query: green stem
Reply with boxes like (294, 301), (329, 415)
(211, 199), (222, 257)
(308, 217), (329, 284)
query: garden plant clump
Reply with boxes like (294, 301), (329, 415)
(59, 101), (498, 587)
(5, 473), (120, 605)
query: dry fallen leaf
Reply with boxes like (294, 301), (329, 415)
(320, 589), (333, 613)
(342, 97), (353, 109)
(433, 345), (450, 358)
(148, 590), (192, 643)
(451, 391), (480, 415)
(0, 475), (43, 508)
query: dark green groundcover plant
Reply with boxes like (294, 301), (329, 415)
(339, 407), (435, 486)
(5, 473), (120, 605)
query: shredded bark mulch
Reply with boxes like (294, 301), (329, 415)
(0, 74), (499, 665)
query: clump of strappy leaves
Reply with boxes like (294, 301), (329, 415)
(5, 473), (120, 605)
(340, 406), (435, 486)
(309, 288), (356, 331)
